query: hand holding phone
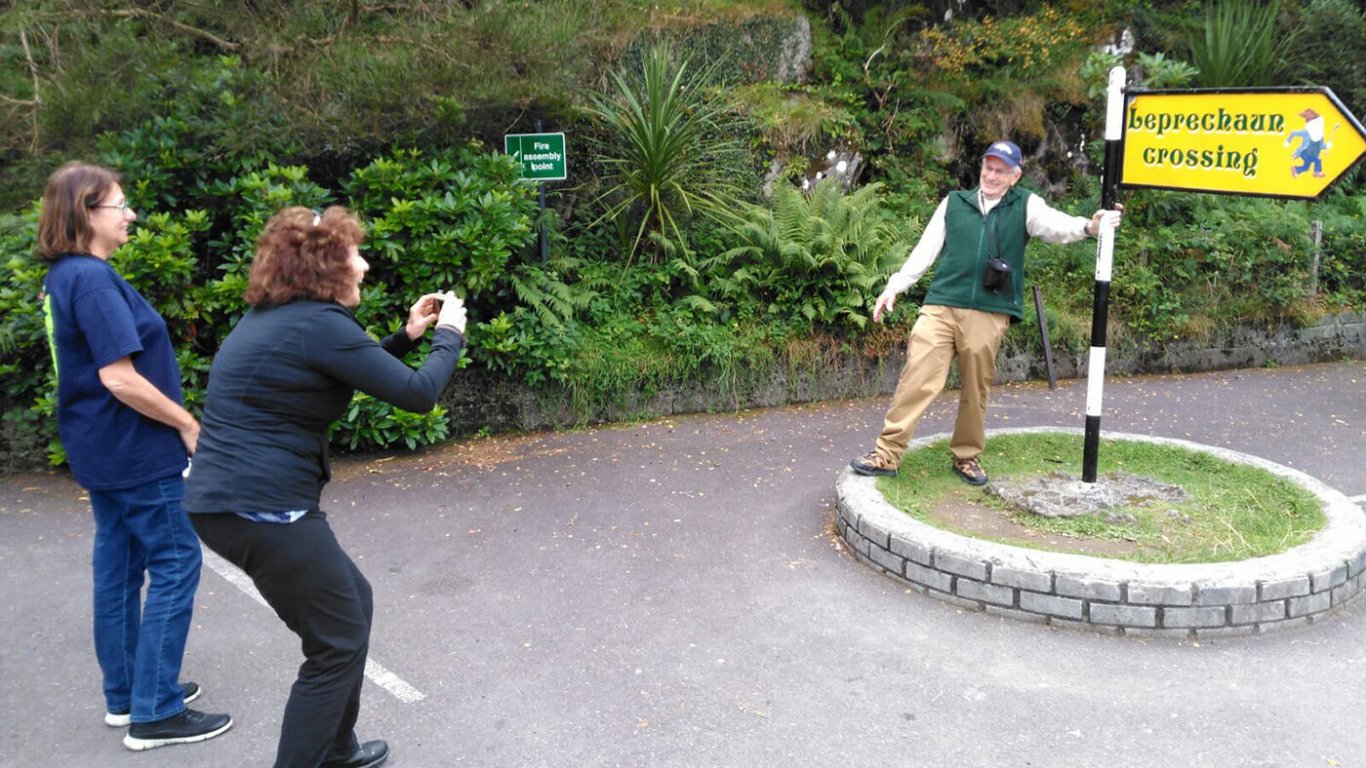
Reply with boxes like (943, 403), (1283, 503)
(405, 293), (448, 340)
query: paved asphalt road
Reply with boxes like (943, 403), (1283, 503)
(2, 361), (1363, 768)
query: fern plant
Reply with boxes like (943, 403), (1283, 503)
(706, 179), (912, 331)
(463, 256), (612, 387)
(505, 258), (603, 330)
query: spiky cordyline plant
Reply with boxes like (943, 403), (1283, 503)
(1187, 0), (1299, 88)
(585, 42), (747, 263)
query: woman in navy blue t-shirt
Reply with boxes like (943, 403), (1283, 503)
(39, 162), (232, 751)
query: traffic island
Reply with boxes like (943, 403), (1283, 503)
(834, 427), (1366, 637)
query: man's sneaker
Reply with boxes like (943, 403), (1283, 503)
(952, 456), (989, 486)
(122, 708), (232, 751)
(850, 451), (898, 477)
(105, 681), (202, 727)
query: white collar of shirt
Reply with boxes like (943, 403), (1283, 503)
(978, 188), (1006, 215)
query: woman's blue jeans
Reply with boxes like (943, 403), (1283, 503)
(88, 473), (202, 723)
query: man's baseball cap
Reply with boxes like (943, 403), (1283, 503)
(983, 140), (1023, 168)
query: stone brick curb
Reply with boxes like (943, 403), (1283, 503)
(834, 427), (1366, 638)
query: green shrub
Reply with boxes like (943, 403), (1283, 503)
(330, 393), (450, 453)
(112, 209), (216, 412)
(467, 306), (579, 389)
(0, 139), (543, 467)
(0, 209), (53, 469)
(1083, 50), (1198, 100)
(91, 56), (288, 213)
(1312, 190), (1366, 308)
(342, 145), (538, 303)
(202, 164), (333, 271)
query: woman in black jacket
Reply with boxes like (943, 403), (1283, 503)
(185, 206), (466, 768)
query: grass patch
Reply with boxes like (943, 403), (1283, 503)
(876, 433), (1326, 564)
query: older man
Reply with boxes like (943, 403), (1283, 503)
(851, 140), (1120, 485)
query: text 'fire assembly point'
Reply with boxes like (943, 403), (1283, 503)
(504, 132), (567, 181)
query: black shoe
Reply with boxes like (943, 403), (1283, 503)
(122, 708), (233, 751)
(322, 740), (390, 768)
(850, 451), (898, 477)
(105, 681), (202, 727)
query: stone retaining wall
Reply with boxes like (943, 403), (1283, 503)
(1000, 310), (1366, 382)
(439, 312), (1365, 437)
(834, 428), (1366, 638)
(1, 315), (1360, 473)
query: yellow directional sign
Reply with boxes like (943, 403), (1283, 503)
(1121, 87), (1366, 199)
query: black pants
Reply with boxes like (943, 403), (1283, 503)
(192, 510), (372, 768)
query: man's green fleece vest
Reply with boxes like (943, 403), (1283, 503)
(923, 186), (1029, 320)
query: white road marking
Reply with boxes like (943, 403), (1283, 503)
(200, 547), (427, 703)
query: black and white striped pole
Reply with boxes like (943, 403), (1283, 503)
(1082, 65), (1126, 483)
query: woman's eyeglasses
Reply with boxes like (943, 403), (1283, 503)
(91, 200), (131, 213)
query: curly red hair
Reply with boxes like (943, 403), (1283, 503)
(244, 206), (365, 307)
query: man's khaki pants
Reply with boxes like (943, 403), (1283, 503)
(873, 304), (1011, 466)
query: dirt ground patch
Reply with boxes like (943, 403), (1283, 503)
(924, 491), (1142, 558)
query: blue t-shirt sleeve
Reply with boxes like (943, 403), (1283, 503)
(70, 272), (143, 369)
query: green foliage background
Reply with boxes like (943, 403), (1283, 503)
(0, 0), (1362, 471)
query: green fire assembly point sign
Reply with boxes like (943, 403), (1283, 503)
(504, 132), (567, 181)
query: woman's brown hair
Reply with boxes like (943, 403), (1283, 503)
(243, 206), (365, 306)
(36, 162), (120, 263)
